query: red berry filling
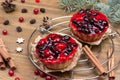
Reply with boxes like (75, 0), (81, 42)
(36, 33), (78, 64)
(70, 9), (109, 35)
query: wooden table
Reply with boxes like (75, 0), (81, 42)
(0, 0), (120, 80)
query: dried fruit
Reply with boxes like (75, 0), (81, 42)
(16, 26), (22, 32)
(21, 8), (27, 13)
(3, 20), (9, 25)
(40, 8), (46, 13)
(30, 19), (36, 24)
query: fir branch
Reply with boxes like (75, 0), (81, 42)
(59, 0), (99, 12)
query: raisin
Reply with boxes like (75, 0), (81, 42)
(30, 19), (36, 24)
(21, 8), (28, 13)
(3, 20), (9, 25)
(40, 8), (46, 13)
(16, 26), (22, 32)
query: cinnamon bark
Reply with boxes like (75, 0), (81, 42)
(0, 38), (16, 70)
(83, 45), (107, 75)
(108, 48), (115, 79)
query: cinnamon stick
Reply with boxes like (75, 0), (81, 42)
(108, 48), (115, 79)
(0, 55), (6, 70)
(0, 38), (16, 70)
(83, 45), (107, 76)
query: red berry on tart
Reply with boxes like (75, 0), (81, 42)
(70, 9), (109, 44)
(35, 33), (80, 70)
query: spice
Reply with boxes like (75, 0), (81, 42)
(0, 38), (16, 70)
(83, 45), (107, 76)
(108, 48), (115, 79)
(0, 55), (6, 70)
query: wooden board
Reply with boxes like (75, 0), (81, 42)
(0, 0), (120, 80)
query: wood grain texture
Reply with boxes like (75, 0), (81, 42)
(0, 0), (120, 80)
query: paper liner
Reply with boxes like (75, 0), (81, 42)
(31, 33), (82, 73)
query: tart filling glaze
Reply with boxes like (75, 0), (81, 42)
(70, 9), (109, 42)
(36, 33), (79, 69)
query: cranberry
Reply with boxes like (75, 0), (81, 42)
(2, 29), (8, 35)
(56, 43), (66, 51)
(19, 17), (24, 22)
(39, 70), (46, 78)
(51, 77), (57, 80)
(21, 0), (25, 3)
(8, 70), (14, 76)
(33, 8), (39, 14)
(44, 49), (51, 57)
(45, 75), (52, 80)
(14, 77), (20, 80)
(35, 0), (40, 3)
(34, 69), (40, 75)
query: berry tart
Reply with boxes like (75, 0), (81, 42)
(70, 9), (110, 45)
(35, 33), (82, 70)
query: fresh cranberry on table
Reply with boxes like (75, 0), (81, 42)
(39, 70), (46, 78)
(19, 17), (24, 22)
(34, 69), (40, 75)
(35, 0), (40, 3)
(45, 75), (52, 80)
(8, 70), (14, 76)
(2, 29), (8, 35)
(14, 77), (20, 80)
(33, 8), (39, 14)
(21, 0), (25, 3)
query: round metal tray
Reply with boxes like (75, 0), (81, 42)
(27, 16), (120, 80)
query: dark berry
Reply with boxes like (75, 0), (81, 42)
(16, 26), (22, 32)
(40, 8), (46, 13)
(102, 20), (108, 26)
(46, 75), (52, 80)
(86, 9), (92, 15)
(98, 26), (104, 31)
(3, 20), (9, 25)
(21, 8), (27, 13)
(34, 69), (40, 75)
(39, 70), (46, 77)
(8, 70), (14, 76)
(30, 19), (36, 24)
(63, 35), (70, 41)
(79, 9), (84, 14)
(66, 46), (72, 52)
(94, 29), (99, 33)
(84, 16), (89, 22)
